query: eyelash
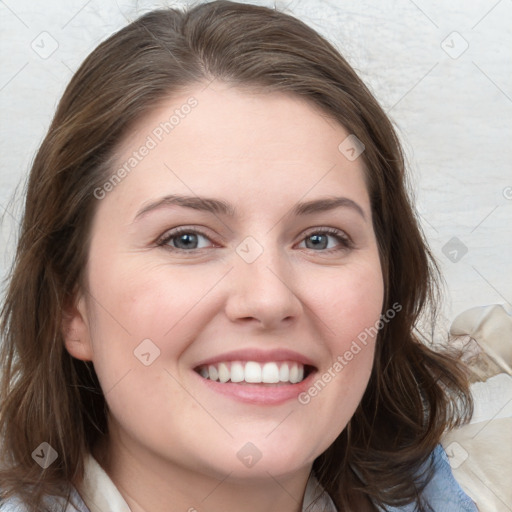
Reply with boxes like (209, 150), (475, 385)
(157, 226), (353, 253)
(299, 227), (353, 252)
(156, 226), (216, 251)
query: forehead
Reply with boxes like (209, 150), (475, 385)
(102, 83), (370, 217)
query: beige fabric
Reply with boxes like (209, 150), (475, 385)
(442, 304), (512, 512)
(442, 418), (512, 512)
(451, 304), (512, 377)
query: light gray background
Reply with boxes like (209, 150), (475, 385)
(1, 0), (511, 334)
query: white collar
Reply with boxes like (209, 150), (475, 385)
(78, 454), (336, 512)
(302, 472), (337, 511)
(78, 454), (131, 512)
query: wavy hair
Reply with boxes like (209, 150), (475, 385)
(0, 1), (472, 510)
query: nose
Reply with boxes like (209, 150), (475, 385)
(224, 245), (303, 330)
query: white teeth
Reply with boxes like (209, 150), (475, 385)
(290, 363), (299, 383)
(208, 365), (218, 381)
(218, 362), (230, 383)
(230, 362), (244, 383)
(244, 361), (262, 383)
(198, 361), (307, 384)
(279, 363), (289, 382)
(262, 362), (280, 383)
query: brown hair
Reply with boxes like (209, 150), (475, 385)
(0, 1), (472, 510)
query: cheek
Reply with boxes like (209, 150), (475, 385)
(296, 258), (383, 430)
(83, 261), (216, 434)
(307, 259), (384, 350)
(84, 258), (225, 375)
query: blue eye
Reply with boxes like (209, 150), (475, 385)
(298, 229), (351, 251)
(159, 229), (213, 250)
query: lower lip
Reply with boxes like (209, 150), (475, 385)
(194, 371), (316, 405)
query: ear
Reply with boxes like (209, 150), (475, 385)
(62, 292), (94, 362)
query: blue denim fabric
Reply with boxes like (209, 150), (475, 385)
(380, 445), (478, 512)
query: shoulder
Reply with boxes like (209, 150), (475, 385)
(0, 488), (89, 512)
(0, 496), (24, 512)
(381, 444), (479, 512)
(421, 444), (478, 511)
(307, 444), (478, 512)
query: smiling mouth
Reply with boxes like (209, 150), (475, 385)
(194, 361), (315, 385)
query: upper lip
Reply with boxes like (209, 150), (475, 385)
(193, 348), (317, 369)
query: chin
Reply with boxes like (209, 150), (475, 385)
(194, 431), (325, 481)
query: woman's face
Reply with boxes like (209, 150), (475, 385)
(67, 83), (384, 482)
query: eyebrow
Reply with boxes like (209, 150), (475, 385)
(291, 197), (366, 220)
(132, 194), (366, 222)
(133, 195), (235, 222)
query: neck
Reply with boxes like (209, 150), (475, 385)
(92, 433), (313, 512)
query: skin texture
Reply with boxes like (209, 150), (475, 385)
(63, 82), (384, 512)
